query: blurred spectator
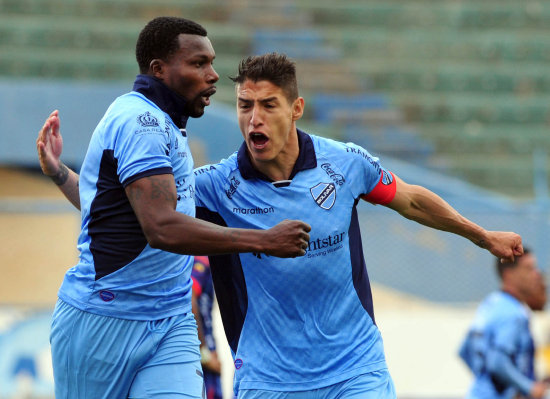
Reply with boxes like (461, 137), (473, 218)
(192, 256), (223, 399)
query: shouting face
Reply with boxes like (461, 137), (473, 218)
(155, 34), (219, 118)
(236, 79), (304, 168)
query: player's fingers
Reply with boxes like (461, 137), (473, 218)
(38, 120), (48, 142)
(301, 221), (311, 232)
(500, 254), (515, 264)
(47, 109), (59, 125)
(50, 115), (60, 138)
(39, 118), (54, 145)
(514, 242), (524, 256)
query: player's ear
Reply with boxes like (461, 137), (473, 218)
(149, 59), (165, 79)
(292, 97), (304, 121)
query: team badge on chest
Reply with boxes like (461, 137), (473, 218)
(310, 182), (336, 210)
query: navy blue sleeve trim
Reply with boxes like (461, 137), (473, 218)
(122, 167), (173, 187)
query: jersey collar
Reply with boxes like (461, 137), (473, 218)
(132, 74), (189, 130)
(237, 129), (317, 181)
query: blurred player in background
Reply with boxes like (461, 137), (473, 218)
(35, 18), (310, 399)
(459, 248), (549, 399)
(192, 256), (224, 399)
(37, 52), (523, 398)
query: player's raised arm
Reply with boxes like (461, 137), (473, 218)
(36, 110), (81, 210)
(384, 173), (523, 263)
(125, 174), (310, 257)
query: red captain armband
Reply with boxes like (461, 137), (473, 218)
(191, 276), (203, 297)
(361, 171), (396, 205)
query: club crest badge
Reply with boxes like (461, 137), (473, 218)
(137, 111), (159, 127)
(381, 169), (393, 185)
(310, 182), (336, 210)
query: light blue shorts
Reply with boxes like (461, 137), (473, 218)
(50, 299), (205, 399)
(238, 369), (396, 399)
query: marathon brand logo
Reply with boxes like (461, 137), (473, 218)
(345, 146), (381, 174)
(310, 182), (336, 210)
(306, 232), (345, 258)
(225, 177), (240, 199)
(233, 206), (274, 215)
(173, 137), (187, 158)
(193, 165), (216, 175)
(321, 163), (345, 186)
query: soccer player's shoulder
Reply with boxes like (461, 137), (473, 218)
(194, 151), (239, 182)
(489, 291), (528, 321)
(310, 134), (347, 157)
(311, 134), (371, 167)
(105, 92), (165, 132)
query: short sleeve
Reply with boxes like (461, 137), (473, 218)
(113, 109), (173, 186)
(340, 142), (396, 204)
(194, 164), (222, 212)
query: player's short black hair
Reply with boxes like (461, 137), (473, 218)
(496, 247), (531, 279)
(230, 53), (299, 102)
(135, 16), (207, 74)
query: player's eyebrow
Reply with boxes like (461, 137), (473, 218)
(259, 96), (278, 104)
(237, 96), (278, 104)
(189, 54), (215, 63)
(237, 97), (253, 104)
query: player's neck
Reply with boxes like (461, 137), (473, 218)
(251, 130), (300, 182)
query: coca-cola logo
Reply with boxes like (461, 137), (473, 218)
(320, 163), (345, 186)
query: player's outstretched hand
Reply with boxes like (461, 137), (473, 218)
(483, 231), (523, 263)
(263, 219), (311, 258)
(36, 109), (63, 176)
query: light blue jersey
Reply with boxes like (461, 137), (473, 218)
(194, 130), (396, 393)
(58, 75), (196, 320)
(459, 291), (535, 399)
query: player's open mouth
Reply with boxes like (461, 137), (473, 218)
(200, 87), (216, 106)
(250, 132), (269, 149)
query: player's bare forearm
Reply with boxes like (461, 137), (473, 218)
(386, 175), (522, 261)
(137, 209), (308, 257)
(51, 163), (81, 210)
(389, 182), (485, 241)
(126, 174), (310, 257)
